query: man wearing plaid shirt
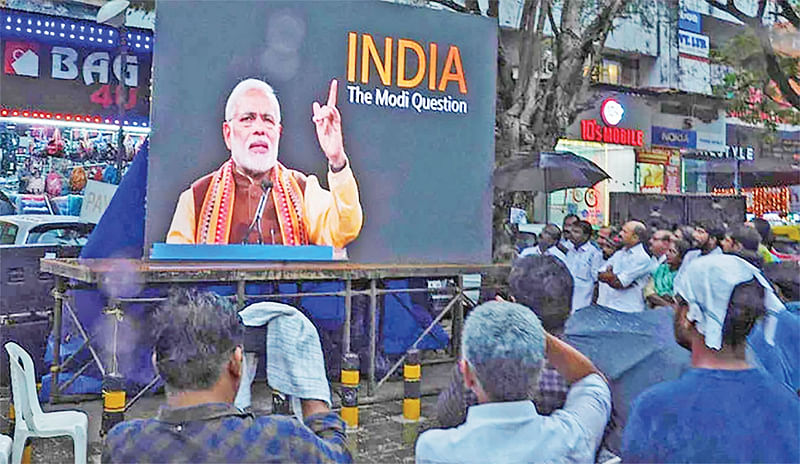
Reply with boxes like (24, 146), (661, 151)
(435, 255), (573, 426)
(102, 290), (351, 464)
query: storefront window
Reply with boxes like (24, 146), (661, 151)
(547, 139), (637, 226)
(585, 57), (639, 87)
(0, 121), (147, 215)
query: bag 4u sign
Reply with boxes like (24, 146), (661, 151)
(0, 18), (152, 121)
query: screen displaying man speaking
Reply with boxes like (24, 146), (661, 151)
(148, 1), (496, 263)
(166, 78), (363, 247)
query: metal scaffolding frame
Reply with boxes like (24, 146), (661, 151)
(41, 258), (509, 408)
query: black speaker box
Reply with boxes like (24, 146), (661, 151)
(685, 195), (746, 227)
(610, 193), (686, 230)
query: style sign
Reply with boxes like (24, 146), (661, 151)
(678, 30), (709, 59)
(80, 180), (118, 224)
(678, 8), (702, 33)
(652, 126), (697, 149)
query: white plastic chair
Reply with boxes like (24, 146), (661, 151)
(0, 434), (11, 464)
(4, 342), (88, 464)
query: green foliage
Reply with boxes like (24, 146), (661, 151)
(713, 29), (800, 129)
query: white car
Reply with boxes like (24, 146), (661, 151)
(0, 215), (94, 246)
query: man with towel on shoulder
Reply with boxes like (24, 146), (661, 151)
(622, 254), (799, 463)
(102, 290), (351, 464)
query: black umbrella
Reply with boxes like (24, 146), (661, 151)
(563, 305), (690, 453)
(493, 151), (611, 193)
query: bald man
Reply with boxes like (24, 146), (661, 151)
(597, 221), (653, 312)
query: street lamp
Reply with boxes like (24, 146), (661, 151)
(96, 0), (130, 178)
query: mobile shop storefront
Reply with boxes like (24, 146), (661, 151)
(549, 92), (651, 226)
(0, 8), (151, 215)
(648, 100), (727, 195)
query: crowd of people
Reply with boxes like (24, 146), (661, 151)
(518, 213), (795, 314)
(417, 215), (799, 463)
(100, 215), (799, 464)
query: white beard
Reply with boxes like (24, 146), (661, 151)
(231, 143), (279, 175)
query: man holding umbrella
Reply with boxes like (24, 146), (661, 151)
(622, 254), (799, 463)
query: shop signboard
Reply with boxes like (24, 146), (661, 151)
(696, 130), (727, 152)
(678, 30), (710, 59)
(678, 56), (711, 94)
(687, 147), (755, 161)
(580, 97), (645, 147)
(0, 9), (152, 122)
(652, 126), (696, 148)
(725, 123), (800, 163)
(652, 126), (697, 149)
(147, 0), (496, 263)
(678, 8), (702, 33)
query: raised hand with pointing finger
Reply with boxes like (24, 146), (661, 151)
(312, 79), (346, 170)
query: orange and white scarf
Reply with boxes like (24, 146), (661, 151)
(195, 160), (309, 245)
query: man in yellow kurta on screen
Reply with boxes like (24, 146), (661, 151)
(166, 78), (363, 247)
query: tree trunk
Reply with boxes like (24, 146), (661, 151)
(491, 0), (633, 261)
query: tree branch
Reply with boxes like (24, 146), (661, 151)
(465, 0), (482, 14)
(708, 0), (800, 110)
(776, 0), (800, 28)
(487, 0), (500, 17)
(427, 0), (469, 13)
(520, 0), (552, 124)
(514, 0), (541, 103)
(706, 0), (760, 27)
(547, 3), (560, 38)
(756, 0), (767, 21)
(581, 0), (629, 51)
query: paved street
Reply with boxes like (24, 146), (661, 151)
(14, 363), (452, 463)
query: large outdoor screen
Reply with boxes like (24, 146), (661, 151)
(146, 0), (496, 263)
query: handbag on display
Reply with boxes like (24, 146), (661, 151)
(45, 171), (64, 197)
(70, 166), (87, 193)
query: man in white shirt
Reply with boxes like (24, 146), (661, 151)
(597, 221), (653, 313)
(416, 301), (611, 464)
(558, 214), (580, 254)
(565, 220), (603, 312)
(520, 224), (567, 263)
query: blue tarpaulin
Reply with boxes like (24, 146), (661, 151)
(45, 141), (447, 396)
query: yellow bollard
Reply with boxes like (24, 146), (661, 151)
(21, 440), (31, 464)
(340, 353), (359, 428)
(101, 375), (126, 436)
(403, 349), (421, 421)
